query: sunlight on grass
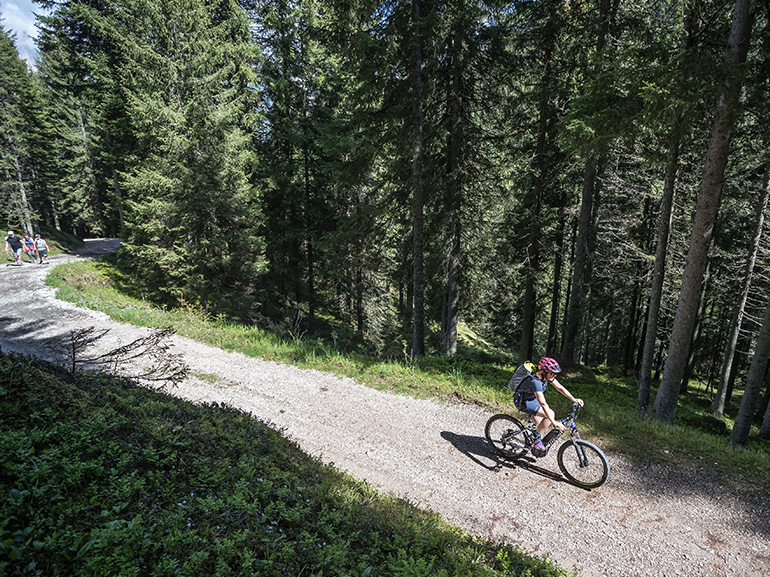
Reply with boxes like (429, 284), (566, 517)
(46, 259), (770, 487)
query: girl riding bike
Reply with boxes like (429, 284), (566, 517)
(513, 357), (583, 452)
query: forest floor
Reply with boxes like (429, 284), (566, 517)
(1, 239), (768, 577)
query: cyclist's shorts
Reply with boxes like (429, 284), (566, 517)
(518, 397), (542, 416)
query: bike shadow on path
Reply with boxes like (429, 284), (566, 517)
(441, 431), (590, 491)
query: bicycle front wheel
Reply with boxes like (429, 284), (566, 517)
(484, 414), (528, 460)
(556, 440), (609, 488)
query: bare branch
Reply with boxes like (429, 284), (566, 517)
(52, 327), (189, 389)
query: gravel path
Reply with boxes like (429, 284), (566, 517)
(1, 239), (768, 577)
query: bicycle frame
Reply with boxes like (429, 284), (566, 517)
(527, 403), (582, 456)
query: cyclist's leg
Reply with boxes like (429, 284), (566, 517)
(522, 398), (549, 435)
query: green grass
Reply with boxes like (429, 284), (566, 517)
(1, 355), (572, 577)
(44, 258), (770, 490)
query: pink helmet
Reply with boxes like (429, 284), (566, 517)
(538, 357), (561, 373)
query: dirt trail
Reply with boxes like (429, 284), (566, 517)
(1, 239), (768, 577)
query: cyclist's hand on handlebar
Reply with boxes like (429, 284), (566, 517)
(573, 398), (584, 407)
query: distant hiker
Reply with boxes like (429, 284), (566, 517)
(34, 234), (50, 264)
(4, 231), (23, 265)
(23, 233), (38, 263)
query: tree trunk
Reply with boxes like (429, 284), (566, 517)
(758, 364), (770, 437)
(303, 112), (316, 334)
(112, 168), (125, 231)
(561, 155), (597, 366)
(713, 157), (769, 414)
(724, 336), (748, 408)
(637, 0), (702, 413)
(356, 268), (364, 334)
(411, 0), (426, 358)
(13, 156), (34, 236)
(623, 272), (642, 374)
(520, 7), (557, 364)
(443, 11), (463, 357)
(681, 264), (710, 393)
(731, 296), (770, 445)
(561, 0), (617, 367)
(547, 199), (566, 357)
(637, 127), (677, 412)
(653, 0), (757, 424)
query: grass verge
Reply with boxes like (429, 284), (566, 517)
(45, 259), (770, 490)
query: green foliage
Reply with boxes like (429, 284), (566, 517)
(0, 353), (573, 577)
(115, 0), (265, 309)
(5, 0), (770, 440)
(47, 258), (770, 488)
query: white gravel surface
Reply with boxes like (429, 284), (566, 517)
(1, 239), (768, 577)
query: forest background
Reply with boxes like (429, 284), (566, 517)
(2, 0), (770, 444)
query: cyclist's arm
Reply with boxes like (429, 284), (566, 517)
(550, 378), (583, 406)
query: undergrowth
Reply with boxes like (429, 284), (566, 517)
(0, 354), (570, 577)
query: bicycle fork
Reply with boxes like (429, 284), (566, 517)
(568, 438), (591, 468)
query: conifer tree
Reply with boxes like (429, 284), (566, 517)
(0, 25), (37, 235)
(117, 0), (265, 311)
(653, 0), (757, 424)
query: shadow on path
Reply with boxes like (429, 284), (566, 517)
(441, 430), (591, 491)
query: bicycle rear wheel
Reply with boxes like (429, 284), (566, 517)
(484, 414), (528, 460)
(556, 439), (609, 488)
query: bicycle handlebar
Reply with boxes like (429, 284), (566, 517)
(561, 402), (582, 425)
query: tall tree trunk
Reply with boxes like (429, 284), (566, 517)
(560, 0), (617, 367)
(731, 295), (770, 445)
(681, 263), (710, 393)
(356, 268), (364, 334)
(724, 334), (748, 407)
(521, 8), (557, 364)
(443, 10), (463, 357)
(13, 156), (34, 236)
(105, 131), (125, 231)
(547, 199), (566, 356)
(561, 155), (599, 366)
(623, 278), (641, 373)
(112, 168), (125, 231)
(560, 215), (577, 352)
(303, 102), (316, 334)
(759, 364), (770, 439)
(653, 0), (757, 424)
(637, 0), (703, 414)
(411, 0), (426, 358)
(713, 157), (769, 414)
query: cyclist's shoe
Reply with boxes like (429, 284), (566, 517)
(531, 437), (547, 457)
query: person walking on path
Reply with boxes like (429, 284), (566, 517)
(22, 233), (38, 264)
(34, 234), (50, 264)
(4, 231), (24, 265)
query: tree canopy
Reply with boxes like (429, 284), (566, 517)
(1, 0), (769, 439)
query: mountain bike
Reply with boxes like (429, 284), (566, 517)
(484, 403), (609, 488)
